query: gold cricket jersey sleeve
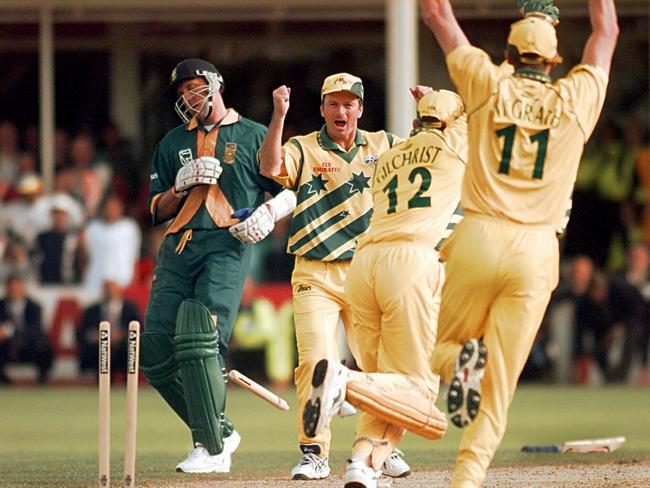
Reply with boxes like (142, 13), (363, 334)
(447, 46), (608, 228)
(271, 137), (308, 191)
(360, 129), (466, 249)
(446, 46), (507, 113)
(286, 127), (397, 261)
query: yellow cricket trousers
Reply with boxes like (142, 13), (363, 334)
(292, 256), (359, 457)
(431, 215), (559, 488)
(345, 242), (444, 463)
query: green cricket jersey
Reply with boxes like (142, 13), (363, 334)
(148, 109), (282, 231)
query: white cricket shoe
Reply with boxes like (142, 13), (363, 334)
(447, 339), (488, 428)
(302, 359), (349, 438)
(175, 430), (241, 473)
(339, 400), (358, 417)
(344, 458), (393, 488)
(381, 449), (411, 478)
(290, 452), (331, 480)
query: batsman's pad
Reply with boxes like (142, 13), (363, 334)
(346, 380), (447, 441)
(175, 156), (222, 193)
(174, 299), (226, 455)
(140, 333), (190, 427)
(216, 353), (236, 439)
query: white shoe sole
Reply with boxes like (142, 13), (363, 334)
(302, 359), (346, 438)
(448, 339), (487, 428)
(176, 463), (230, 474)
(175, 431), (241, 473)
(344, 473), (393, 488)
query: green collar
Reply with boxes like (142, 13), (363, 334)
(318, 125), (366, 151)
(513, 69), (552, 84)
(409, 126), (441, 137)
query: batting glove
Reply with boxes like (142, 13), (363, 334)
(229, 203), (276, 244)
(175, 156), (223, 193)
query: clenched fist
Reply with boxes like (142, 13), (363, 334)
(272, 85), (291, 118)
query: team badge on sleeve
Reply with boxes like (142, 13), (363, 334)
(224, 142), (238, 164)
(364, 155), (377, 166)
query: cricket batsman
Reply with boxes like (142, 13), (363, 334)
(140, 58), (296, 473)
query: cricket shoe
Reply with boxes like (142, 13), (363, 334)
(345, 458), (393, 488)
(290, 448), (331, 480)
(447, 339), (488, 428)
(302, 359), (349, 438)
(175, 430), (241, 473)
(381, 449), (411, 478)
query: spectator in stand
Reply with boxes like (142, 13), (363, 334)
(51, 167), (87, 227)
(98, 122), (139, 202)
(32, 194), (85, 285)
(68, 133), (112, 219)
(77, 279), (141, 380)
(0, 120), (20, 198)
(14, 152), (39, 182)
(0, 233), (32, 285)
(609, 242), (650, 385)
(0, 151), (38, 204)
(0, 274), (53, 384)
(552, 255), (596, 304)
(82, 191), (141, 297)
(1, 173), (51, 246)
(55, 128), (71, 170)
(574, 265), (638, 383)
(23, 124), (40, 157)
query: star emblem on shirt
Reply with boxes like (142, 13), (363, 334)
(346, 171), (371, 194)
(306, 174), (328, 196)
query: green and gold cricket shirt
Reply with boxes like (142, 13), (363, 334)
(148, 109), (282, 232)
(273, 125), (400, 261)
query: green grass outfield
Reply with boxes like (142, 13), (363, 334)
(1, 384), (648, 487)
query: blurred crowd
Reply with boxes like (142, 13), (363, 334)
(526, 115), (650, 387)
(1, 114), (650, 387)
(0, 118), (293, 386)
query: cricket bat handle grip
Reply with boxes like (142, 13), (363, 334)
(521, 445), (560, 453)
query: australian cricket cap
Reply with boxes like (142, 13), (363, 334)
(417, 90), (464, 125)
(321, 73), (364, 102)
(508, 16), (562, 64)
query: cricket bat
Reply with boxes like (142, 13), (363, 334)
(228, 369), (290, 411)
(522, 436), (625, 453)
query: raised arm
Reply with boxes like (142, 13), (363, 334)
(419, 0), (470, 56)
(581, 0), (619, 75)
(259, 85), (291, 178)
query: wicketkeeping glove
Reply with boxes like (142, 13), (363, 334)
(516, 0), (559, 24)
(229, 203), (276, 244)
(175, 156), (223, 193)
